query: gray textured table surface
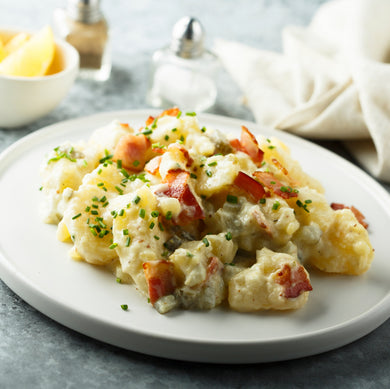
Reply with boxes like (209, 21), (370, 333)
(1, 1), (389, 388)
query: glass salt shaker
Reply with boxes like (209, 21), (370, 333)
(52, 0), (111, 81)
(147, 16), (219, 112)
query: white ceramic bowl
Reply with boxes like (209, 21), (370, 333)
(0, 29), (79, 128)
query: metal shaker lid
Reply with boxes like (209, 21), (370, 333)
(67, 0), (103, 24)
(170, 17), (205, 59)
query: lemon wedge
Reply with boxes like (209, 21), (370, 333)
(4, 32), (30, 55)
(0, 26), (55, 77)
(0, 39), (6, 62)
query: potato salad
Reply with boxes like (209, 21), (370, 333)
(40, 108), (374, 314)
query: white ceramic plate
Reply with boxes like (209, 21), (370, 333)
(1, 110), (390, 364)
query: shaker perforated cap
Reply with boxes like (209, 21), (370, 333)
(67, 0), (102, 24)
(170, 17), (205, 59)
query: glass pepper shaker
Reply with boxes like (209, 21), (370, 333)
(147, 16), (219, 112)
(52, 0), (111, 81)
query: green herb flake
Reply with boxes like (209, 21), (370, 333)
(226, 194), (238, 204)
(132, 160), (140, 167)
(109, 243), (118, 250)
(139, 208), (146, 218)
(164, 135), (170, 141)
(186, 112), (196, 116)
(116, 278), (122, 283)
(149, 221), (155, 229)
(154, 235), (160, 240)
(190, 173), (197, 179)
(165, 211), (173, 220)
(125, 236), (131, 247)
(186, 252), (194, 258)
(206, 169), (213, 177)
(72, 213), (82, 220)
(225, 232), (232, 241)
(202, 237), (210, 247)
(201, 127), (206, 133)
(176, 111), (182, 119)
(120, 304), (128, 311)
(259, 198), (266, 204)
(272, 201), (280, 211)
(133, 195), (141, 204)
(208, 161), (217, 167)
(151, 210), (159, 217)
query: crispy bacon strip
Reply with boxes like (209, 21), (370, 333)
(274, 263), (313, 299)
(113, 133), (151, 171)
(330, 203), (369, 229)
(233, 171), (265, 202)
(143, 260), (176, 305)
(146, 108), (181, 127)
(156, 170), (204, 225)
(167, 143), (193, 167)
(145, 155), (162, 175)
(207, 257), (222, 277)
(230, 126), (264, 166)
(252, 171), (298, 199)
(271, 158), (289, 176)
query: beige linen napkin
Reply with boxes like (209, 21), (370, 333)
(215, 0), (390, 182)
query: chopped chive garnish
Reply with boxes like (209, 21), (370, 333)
(115, 186), (124, 195)
(305, 199), (312, 204)
(139, 208), (146, 218)
(92, 204), (99, 209)
(109, 243), (118, 249)
(206, 170), (212, 177)
(164, 135), (169, 141)
(125, 236), (131, 247)
(120, 304), (128, 311)
(226, 194), (238, 204)
(165, 211), (172, 220)
(91, 210), (99, 215)
(132, 160), (140, 167)
(141, 128), (153, 135)
(72, 213), (82, 220)
(149, 221), (155, 229)
(268, 145), (276, 150)
(123, 229), (129, 235)
(201, 127), (206, 133)
(186, 252), (194, 258)
(208, 161), (217, 167)
(225, 232), (232, 241)
(272, 201), (280, 211)
(270, 181), (276, 185)
(186, 112), (196, 116)
(134, 195), (141, 204)
(151, 211), (159, 217)
(190, 173), (197, 179)
(116, 278), (121, 283)
(158, 222), (164, 231)
(118, 209), (125, 216)
(154, 235), (160, 240)
(85, 206), (91, 212)
(202, 238), (210, 247)
(151, 118), (158, 129)
(97, 182), (105, 187)
(171, 127), (177, 132)
(176, 111), (182, 119)
(259, 198), (266, 204)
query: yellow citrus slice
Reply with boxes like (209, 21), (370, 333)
(0, 26), (55, 77)
(0, 39), (6, 62)
(4, 32), (30, 55)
